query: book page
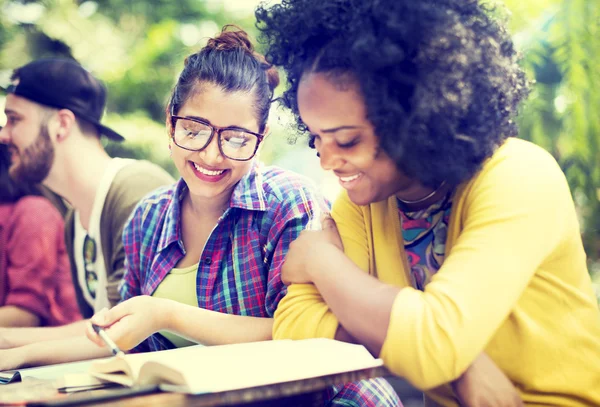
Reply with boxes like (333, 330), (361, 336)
(141, 339), (382, 394)
(90, 345), (205, 386)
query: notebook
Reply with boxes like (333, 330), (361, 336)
(86, 339), (383, 395)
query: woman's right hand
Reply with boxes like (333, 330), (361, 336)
(86, 296), (167, 351)
(452, 353), (523, 407)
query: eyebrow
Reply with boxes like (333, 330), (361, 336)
(320, 125), (364, 134)
(184, 115), (255, 134)
(4, 109), (19, 116)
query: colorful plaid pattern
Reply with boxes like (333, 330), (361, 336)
(326, 379), (402, 406)
(120, 163), (401, 406)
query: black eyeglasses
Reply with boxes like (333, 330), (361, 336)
(170, 116), (264, 161)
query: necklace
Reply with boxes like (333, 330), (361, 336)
(396, 181), (447, 205)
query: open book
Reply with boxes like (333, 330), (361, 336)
(87, 339), (384, 395)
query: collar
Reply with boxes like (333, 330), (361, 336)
(156, 161), (268, 252)
(229, 161), (268, 212)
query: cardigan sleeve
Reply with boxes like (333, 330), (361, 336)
(273, 191), (370, 340)
(380, 143), (575, 389)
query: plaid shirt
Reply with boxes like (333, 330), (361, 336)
(120, 163), (400, 407)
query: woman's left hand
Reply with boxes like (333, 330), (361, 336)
(281, 214), (344, 285)
(86, 296), (167, 351)
(453, 353), (523, 407)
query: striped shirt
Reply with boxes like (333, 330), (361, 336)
(120, 163), (400, 406)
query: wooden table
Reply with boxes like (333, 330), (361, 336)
(1, 366), (389, 406)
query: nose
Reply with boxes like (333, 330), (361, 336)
(0, 126), (9, 144)
(200, 131), (225, 164)
(318, 143), (344, 171)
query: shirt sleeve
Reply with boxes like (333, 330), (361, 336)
(119, 202), (150, 354)
(4, 198), (64, 323)
(119, 203), (144, 303)
(263, 185), (330, 318)
(273, 191), (370, 340)
(380, 144), (575, 389)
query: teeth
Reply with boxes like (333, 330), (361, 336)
(193, 162), (225, 176)
(339, 173), (361, 182)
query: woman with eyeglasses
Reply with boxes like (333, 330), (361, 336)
(0, 143), (81, 328)
(86, 26), (401, 406)
(256, 0), (600, 405)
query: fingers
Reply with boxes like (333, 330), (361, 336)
(320, 212), (336, 229)
(320, 213), (343, 250)
(87, 304), (129, 348)
(89, 307), (110, 327)
(87, 307), (112, 348)
(90, 301), (131, 328)
(85, 320), (105, 348)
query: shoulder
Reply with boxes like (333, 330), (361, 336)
(110, 160), (175, 196)
(259, 165), (324, 206)
(483, 138), (561, 175)
(104, 160), (175, 218)
(12, 196), (62, 223)
(460, 138), (572, 216)
(134, 183), (177, 214)
(128, 182), (177, 224)
(6, 197), (63, 235)
(472, 138), (566, 191)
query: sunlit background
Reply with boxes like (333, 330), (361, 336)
(0, 0), (598, 301)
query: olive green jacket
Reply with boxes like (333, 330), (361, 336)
(64, 160), (174, 318)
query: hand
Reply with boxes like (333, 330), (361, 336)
(86, 296), (167, 351)
(281, 214), (344, 285)
(0, 347), (26, 371)
(453, 353), (523, 407)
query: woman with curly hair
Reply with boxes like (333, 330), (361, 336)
(256, 0), (600, 405)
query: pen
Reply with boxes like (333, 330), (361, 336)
(91, 323), (125, 358)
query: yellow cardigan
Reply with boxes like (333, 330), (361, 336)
(273, 138), (600, 406)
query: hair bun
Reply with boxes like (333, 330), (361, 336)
(205, 24), (280, 92)
(206, 25), (254, 52)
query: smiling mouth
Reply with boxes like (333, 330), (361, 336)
(191, 162), (226, 176)
(338, 173), (362, 183)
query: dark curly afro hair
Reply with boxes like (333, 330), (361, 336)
(256, 0), (530, 187)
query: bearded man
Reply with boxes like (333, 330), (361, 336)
(0, 58), (173, 369)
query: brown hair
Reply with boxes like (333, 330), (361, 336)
(169, 25), (279, 134)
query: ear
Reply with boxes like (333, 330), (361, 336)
(254, 124), (270, 158)
(262, 124), (271, 139)
(54, 109), (77, 142)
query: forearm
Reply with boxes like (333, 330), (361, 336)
(272, 284), (339, 340)
(310, 244), (399, 355)
(0, 306), (41, 328)
(19, 336), (112, 368)
(0, 319), (89, 349)
(162, 299), (274, 345)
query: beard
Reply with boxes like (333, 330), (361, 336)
(9, 124), (55, 184)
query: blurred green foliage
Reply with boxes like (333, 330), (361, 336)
(0, 0), (598, 292)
